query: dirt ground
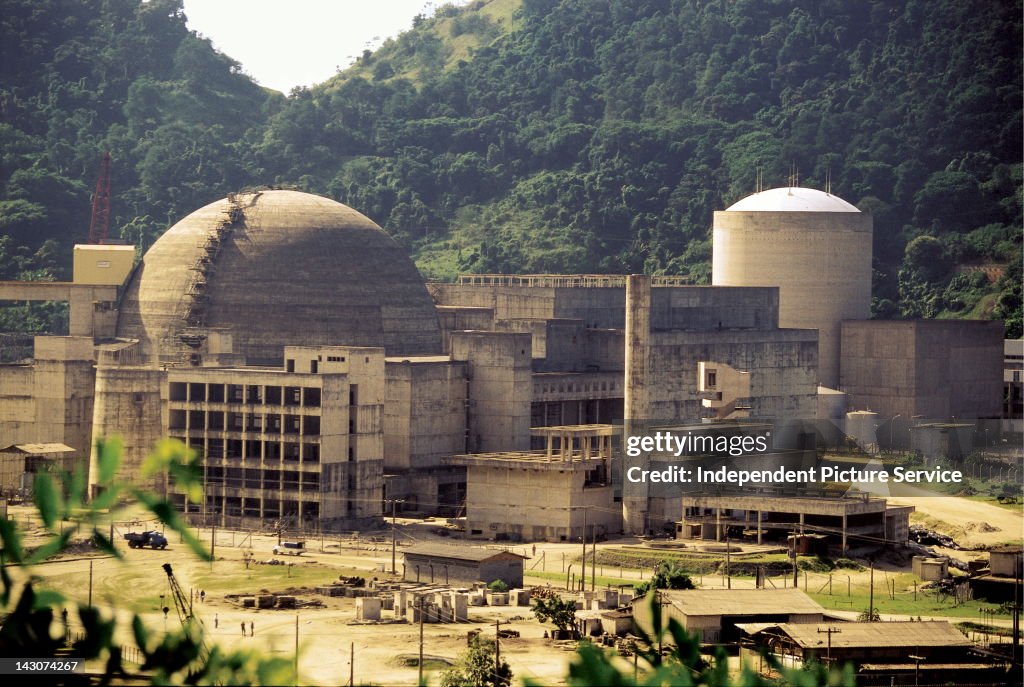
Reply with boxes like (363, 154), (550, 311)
(9, 488), (1022, 685)
(884, 484), (1024, 552)
(13, 514), (597, 686)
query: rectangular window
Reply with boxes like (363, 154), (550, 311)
(170, 383), (187, 402)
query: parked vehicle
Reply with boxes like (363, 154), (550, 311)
(272, 541), (306, 556)
(124, 531), (168, 549)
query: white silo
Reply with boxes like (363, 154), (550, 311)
(712, 187), (872, 389)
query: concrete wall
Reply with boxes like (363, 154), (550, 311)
(450, 332), (532, 453)
(384, 358), (467, 471)
(0, 337), (96, 461)
(840, 320), (1004, 419)
(463, 463), (618, 542)
(644, 328), (819, 421)
(89, 365), (166, 495)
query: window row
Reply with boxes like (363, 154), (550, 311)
(169, 382), (321, 407)
(171, 437), (321, 463)
(169, 410), (321, 435)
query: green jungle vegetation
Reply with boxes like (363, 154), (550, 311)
(0, 0), (1021, 337)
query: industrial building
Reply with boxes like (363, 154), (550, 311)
(448, 424), (618, 542)
(676, 492), (913, 552)
(0, 185), (1008, 537)
(401, 544), (526, 588)
(839, 319), (1004, 420)
(0, 443), (76, 495)
(631, 588), (825, 644)
(737, 621), (1012, 685)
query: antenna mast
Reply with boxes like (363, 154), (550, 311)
(88, 152), (111, 244)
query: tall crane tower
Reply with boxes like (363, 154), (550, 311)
(87, 151), (112, 244)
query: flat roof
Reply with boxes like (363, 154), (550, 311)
(448, 451), (606, 470)
(0, 443), (75, 455)
(649, 588), (824, 617)
(402, 544), (527, 563)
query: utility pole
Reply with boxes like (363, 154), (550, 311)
(581, 506), (587, 592)
(495, 618), (501, 679)
(349, 642), (354, 687)
(868, 561), (875, 621)
(88, 560), (93, 608)
(817, 627), (841, 665)
(211, 525), (215, 568)
(908, 653), (925, 687)
(418, 596), (425, 685)
(293, 614), (299, 686)
(390, 499), (404, 574)
(725, 530), (731, 589)
(591, 527), (597, 592)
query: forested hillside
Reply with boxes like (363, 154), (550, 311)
(1, 0), (1021, 335)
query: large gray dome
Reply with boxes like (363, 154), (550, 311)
(117, 190), (442, 364)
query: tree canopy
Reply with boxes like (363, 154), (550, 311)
(1, 0), (1020, 335)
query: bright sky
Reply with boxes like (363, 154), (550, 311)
(181, 1), (463, 93)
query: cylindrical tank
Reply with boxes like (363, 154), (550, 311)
(712, 187), (872, 389)
(845, 410), (879, 452)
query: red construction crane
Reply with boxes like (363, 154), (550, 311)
(87, 151), (111, 244)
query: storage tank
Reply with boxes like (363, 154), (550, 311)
(845, 410), (879, 452)
(712, 187), (872, 388)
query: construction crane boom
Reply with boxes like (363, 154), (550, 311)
(88, 151), (111, 244)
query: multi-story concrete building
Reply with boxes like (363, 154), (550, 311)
(0, 187), (1008, 540)
(163, 346), (385, 528)
(448, 425), (617, 542)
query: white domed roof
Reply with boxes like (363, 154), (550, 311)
(725, 187), (860, 213)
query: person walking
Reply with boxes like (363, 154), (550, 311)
(241, 621), (246, 636)
(249, 621), (254, 636)
(214, 614), (219, 629)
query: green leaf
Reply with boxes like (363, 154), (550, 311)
(64, 464), (86, 515)
(89, 483), (122, 512)
(26, 530), (73, 565)
(0, 516), (24, 563)
(31, 588), (65, 610)
(33, 472), (61, 529)
(91, 530), (122, 560)
(96, 436), (123, 485)
(132, 614), (151, 654)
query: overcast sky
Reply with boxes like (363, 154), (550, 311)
(181, 1), (465, 93)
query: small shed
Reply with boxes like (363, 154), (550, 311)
(0, 443), (76, 492)
(600, 608), (634, 636)
(402, 544), (527, 588)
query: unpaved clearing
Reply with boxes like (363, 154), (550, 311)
(884, 485), (1024, 551)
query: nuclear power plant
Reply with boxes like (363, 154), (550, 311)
(0, 186), (1007, 542)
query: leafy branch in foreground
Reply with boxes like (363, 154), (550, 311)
(0, 437), (296, 685)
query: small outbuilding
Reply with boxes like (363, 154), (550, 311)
(402, 544), (527, 588)
(632, 588), (824, 644)
(0, 443), (76, 493)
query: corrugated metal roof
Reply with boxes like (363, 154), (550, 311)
(651, 588), (825, 617)
(0, 443), (75, 455)
(772, 621), (971, 649)
(402, 544), (527, 563)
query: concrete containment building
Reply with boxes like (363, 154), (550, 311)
(712, 187), (872, 389)
(116, 190), (442, 365)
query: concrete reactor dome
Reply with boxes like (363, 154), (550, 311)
(725, 186), (860, 213)
(712, 187), (872, 389)
(116, 190), (442, 364)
